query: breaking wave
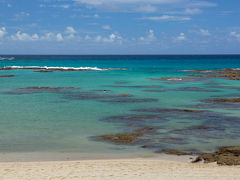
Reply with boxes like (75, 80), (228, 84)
(0, 57), (15, 61)
(0, 66), (127, 71)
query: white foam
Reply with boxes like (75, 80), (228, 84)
(167, 78), (183, 81)
(0, 57), (15, 61)
(1, 66), (118, 71)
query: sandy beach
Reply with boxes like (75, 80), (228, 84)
(0, 158), (240, 180)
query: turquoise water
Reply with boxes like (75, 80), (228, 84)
(0, 55), (240, 159)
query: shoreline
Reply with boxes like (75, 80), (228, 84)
(0, 151), (194, 163)
(0, 158), (239, 180)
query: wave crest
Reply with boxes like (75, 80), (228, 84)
(0, 66), (127, 71)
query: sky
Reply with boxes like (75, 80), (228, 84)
(0, 0), (240, 54)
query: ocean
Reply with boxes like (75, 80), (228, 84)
(0, 55), (240, 160)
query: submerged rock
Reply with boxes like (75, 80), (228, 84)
(163, 149), (193, 156)
(0, 75), (15, 78)
(66, 91), (132, 101)
(143, 89), (167, 92)
(105, 85), (163, 88)
(4, 86), (80, 95)
(208, 98), (240, 103)
(94, 127), (155, 145)
(20, 87), (79, 90)
(183, 68), (240, 81)
(132, 108), (203, 113)
(99, 97), (158, 103)
(170, 87), (219, 92)
(100, 114), (166, 124)
(34, 70), (54, 73)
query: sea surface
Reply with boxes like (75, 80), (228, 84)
(0, 55), (240, 160)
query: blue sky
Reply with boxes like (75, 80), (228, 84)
(0, 0), (239, 54)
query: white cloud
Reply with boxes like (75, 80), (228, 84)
(15, 12), (30, 20)
(135, 5), (157, 13)
(95, 35), (102, 41)
(142, 15), (191, 21)
(169, 8), (202, 15)
(60, 4), (70, 8)
(85, 35), (91, 40)
(65, 26), (77, 34)
(10, 31), (66, 42)
(199, 29), (210, 36)
(176, 33), (186, 41)
(148, 29), (155, 39)
(230, 32), (240, 40)
(139, 29), (156, 42)
(7, 3), (12, 8)
(95, 33), (122, 43)
(184, 8), (202, 14)
(40, 3), (70, 8)
(94, 14), (100, 18)
(73, 0), (181, 6)
(65, 27), (77, 39)
(0, 27), (7, 39)
(11, 31), (39, 41)
(41, 32), (55, 41)
(102, 25), (111, 30)
(188, 1), (217, 8)
(56, 33), (64, 41)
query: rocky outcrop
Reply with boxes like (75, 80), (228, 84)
(192, 146), (240, 166)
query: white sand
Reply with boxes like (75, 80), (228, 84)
(0, 158), (240, 180)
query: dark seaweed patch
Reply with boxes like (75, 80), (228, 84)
(4, 87), (80, 95)
(115, 81), (130, 84)
(143, 89), (167, 92)
(34, 70), (54, 73)
(0, 75), (15, 78)
(92, 127), (156, 145)
(188, 97), (240, 109)
(169, 87), (219, 92)
(65, 91), (132, 101)
(105, 85), (163, 88)
(99, 97), (158, 103)
(132, 108), (203, 113)
(100, 114), (167, 124)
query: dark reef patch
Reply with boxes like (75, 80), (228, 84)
(4, 86), (80, 95)
(91, 89), (112, 92)
(143, 89), (167, 92)
(163, 149), (193, 156)
(34, 70), (54, 73)
(183, 68), (240, 81)
(93, 127), (155, 145)
(100, 114), (166, 124)
(115, 81), (130, 84)
(99, 97), (158, 103)
(188, 96), (240, 109)
(105, 85), (163, 88)
(0, 75), (15, 78)
(65, 91), (132, 101)
(132, 108), (203, 114)
(169, 87), (219, 92)
(208, 98), (240, 103)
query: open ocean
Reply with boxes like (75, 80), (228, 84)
(0, 55), (240, 160)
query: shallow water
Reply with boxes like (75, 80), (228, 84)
(0, 55), (240, 160)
